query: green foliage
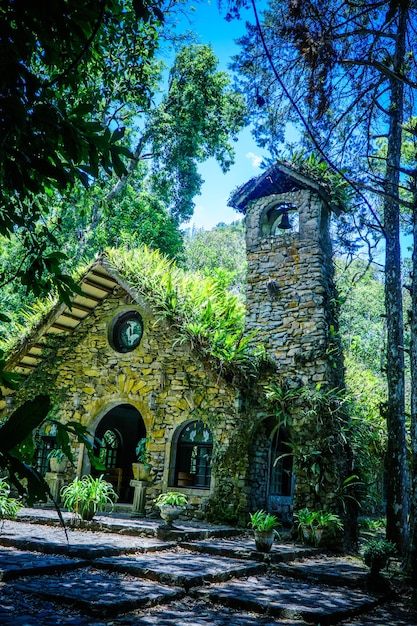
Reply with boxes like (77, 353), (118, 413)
(135, 438), (150, 465)
(290, 152), (351, 210)
(295, 508), (343, 546)
(0, 395), (52, 504)
(337, 262), (386, 375)
(263, 379), (302, 428)
(0, 394), (104, 514)
(61, 475), (118, 520)
(0, 478), (23, 520)
(363, 539), (396, 574)
(0, 38), (246, 339)
(105, 246), (263, 381)
(359, 517), (386, 532)
(147, 44), (246, 221)
(183, 221), (246, 296)
(47, 449), (67, 463)
(0, 0), (164, 302)
(155, 491), (188, 507)
(248, 510), (280, 532)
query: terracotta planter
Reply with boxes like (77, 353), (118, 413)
(254, 530), (275, 553)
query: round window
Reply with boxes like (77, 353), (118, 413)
(111, 311), (143, 353)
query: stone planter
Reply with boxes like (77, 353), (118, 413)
(158, 504), (184, 527)
(254, 530), (276, 553)
(132, 463), (149, 481)
(49, 458), (68, 473)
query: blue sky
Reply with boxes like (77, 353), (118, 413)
(177, 2), (268, 230)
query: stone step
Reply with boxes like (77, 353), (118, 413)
(9, 567), (184, 617)
(191, 574), (383, 624)
(0, 546), (86, 581)
(95, 549), (266, 590)
(180, 537), (317, 563)
(0, 520), (173, 558)
(273, 555), (370, 588)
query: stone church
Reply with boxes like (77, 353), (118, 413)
(0, 162), (350, 525)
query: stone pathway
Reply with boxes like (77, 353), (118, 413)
(0, 508), (416, 625)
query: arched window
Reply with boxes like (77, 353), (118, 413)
(98, 429), (121, 469)
(174, 421), (213, 489)
(269, 427), (293, 497)
(34, 422), (59, 476)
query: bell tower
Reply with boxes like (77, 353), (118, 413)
(229, 163), (352, 529)
(229, 162), (341, 388)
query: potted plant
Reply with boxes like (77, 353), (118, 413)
(0, 478), (23, 521)
(155, 491), (188, 526)
(363, 539), (396, 577)
(61, 474), (118, 521)
(295, 508), (343, 547)
(132, 437), (150, 481)
(47, 449), (68, 473)
(248, 509), (280, 553)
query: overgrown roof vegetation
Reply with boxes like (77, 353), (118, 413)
(105, 246), (266, 381)
(2, 246), (266, 384)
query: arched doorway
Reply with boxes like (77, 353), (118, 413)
(248, 417), (294, 523)
(94, 404), (145, 502)
(268, 425), (294, 522)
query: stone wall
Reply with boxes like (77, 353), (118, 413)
(245, 189), (339, 388)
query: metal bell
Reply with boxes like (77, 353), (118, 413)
(278, 211), (291, 230)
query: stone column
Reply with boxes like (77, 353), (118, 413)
(129, 479), (147, 517)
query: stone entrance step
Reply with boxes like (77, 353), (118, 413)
(95, 549), (266, 590)
(192, 574), (382, 624)
(0, 546), (86, 581)
(10, 567), (184, 617)
(180, 537), (317, 563)
(0, 521), (173, 558)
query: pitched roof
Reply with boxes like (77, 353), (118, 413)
(228, 161), (333, 213)
(6, 258), (122, 375)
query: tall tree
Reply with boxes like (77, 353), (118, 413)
(232, 0), (417, 554)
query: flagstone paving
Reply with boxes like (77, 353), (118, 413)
(273, 556), (370, 588)
(191, 574), (380, 623)
(0, 509), (416, 625)
(0, 520), (173, 557)
(0, 546), (86, 581)
(11, 567), (184, 616)
(95, 549), (266, 589)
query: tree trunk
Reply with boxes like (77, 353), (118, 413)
(383, 2), (409, 556)
(407, 174), (417, 589)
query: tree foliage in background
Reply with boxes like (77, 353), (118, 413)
(0, 0), (165, 300)
(183, 220), (246, 295)
(336, 261), (388, 513)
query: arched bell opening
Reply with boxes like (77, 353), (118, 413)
(260, 202), (299, 237)
(94, 404), (146, 503)
(247, 417), (294, 523)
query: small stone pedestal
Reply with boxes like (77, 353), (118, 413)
(129, 479), (147, 517)
(45, 472), (65, 503)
